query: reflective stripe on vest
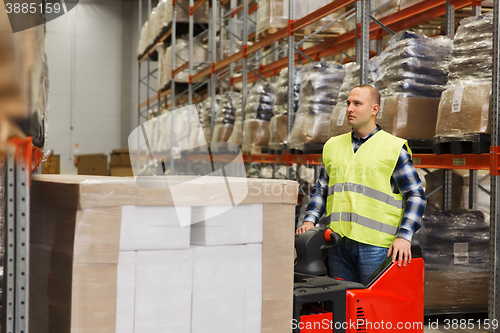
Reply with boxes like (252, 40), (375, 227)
(328, 212), (399, 236)
(327, 182), (404, 209)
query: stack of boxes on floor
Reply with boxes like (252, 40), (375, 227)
(287, 62), (345, 151)
(241, 82), (276, 154)
(374, 31), (453, 140)
(435, 13), (493, 141)
(269, 67), (301, 151)
(30, 175), (298, 333)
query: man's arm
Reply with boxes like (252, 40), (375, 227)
(388, 147), (427, 266)
(296, 165), (329, 234)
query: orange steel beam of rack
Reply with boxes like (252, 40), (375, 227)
(236, 0), (475, 84)
(242, 152), (499, 173)
(191, 0), (358, 82)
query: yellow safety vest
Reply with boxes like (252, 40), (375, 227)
(323, 130), (410, 248)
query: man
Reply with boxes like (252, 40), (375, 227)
(296, 85), (426, 284)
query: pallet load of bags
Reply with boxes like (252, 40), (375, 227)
(434, 13), (493, 154)
(212, 92), (241, 144)
(268, 67), (301, 151)
(328, 59), (378, 137)
(287, 62), (345, 152)
(374, 30), (453, 140)
(241, 82), (276, 154)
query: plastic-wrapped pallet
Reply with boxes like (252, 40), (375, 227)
(188, 101), (207, 148)
(413, 210), (489, 311)
(288, 62), (345, 151)
(163, 38), (207, 84)
(227, 96), (244, 147)
(149, 0), (174, 43)
(241, 82), (276, 153)
(201, 96), (221, 146)
(374, 31), (453, 139)
(137, 21), (150, 57)
(212, 92), (241, 143)
(373, 0), (400, 20)
(329, 59), (378, 137)
(435, 13), (493, 137)
(269, 67), (301, 149)
(156, 43), (166, 91)
(256, 0), (345, 37)
(177, 0), (208, 23)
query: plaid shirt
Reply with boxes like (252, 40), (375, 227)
(304, 125), (427, 242)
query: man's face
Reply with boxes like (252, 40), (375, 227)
(346, 87), (378, 129)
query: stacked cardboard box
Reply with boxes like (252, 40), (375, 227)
(42, 154), (60, 174)
(109, 149), (133, 177)
(77, 154), (108, 176)
(30, 175), (298, 333)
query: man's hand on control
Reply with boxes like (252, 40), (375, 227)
(387, 238), (412, 267)
(296, 221), (315, 234)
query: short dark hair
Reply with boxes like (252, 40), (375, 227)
(353, 85), (380, 106)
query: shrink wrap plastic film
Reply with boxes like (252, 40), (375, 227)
(227, 96), (244, 146)
(435, 13), (493, 136)
(137, 21), (150, 57)
(373, 0), (399, 19)
(242, 83), (276, 152)
(201, 96), (221, 146)
(189, 101), (207, 148)
(156, 43), (166, 91)
(149, 0), (173, 45)
(375, 31), (453, 98)
(413, 210), (489, 272)
(256, 0), (345, 36)
(288, 62), (345, 150)
(329, 60), (378, 137)
(269, 67), (301, 146)
(164, 38), (207, 84)
(212, 92), (241, 143)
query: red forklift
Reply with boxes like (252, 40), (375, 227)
(294, 226), (425, 332)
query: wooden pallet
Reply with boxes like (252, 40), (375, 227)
(407, 139), (434, 154)
(433, 133), (491, 155)
(269, 143), (287, 155)
(288, 143), (324, 155)
(243, 146), (269, 155)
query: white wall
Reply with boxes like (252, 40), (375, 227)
(45, 0), (124, 174)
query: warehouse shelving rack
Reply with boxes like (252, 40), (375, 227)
(137, 0), (500, 324)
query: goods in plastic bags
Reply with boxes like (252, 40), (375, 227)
(413, 210), (490, 272)
(435, 14), (493, 137)
(201, 96), (221, 146)
(227, 96), (244, 146)
(212, 92), (240, 143)
(242, 82), (276, 152)
(244, 82), (277, 121)
(163, 38), (207, 84)
(375, 31), (452, 98)
(137, 21), (150, 57)
(269, 67), (301, 147)
(288, 62), (345, 150)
